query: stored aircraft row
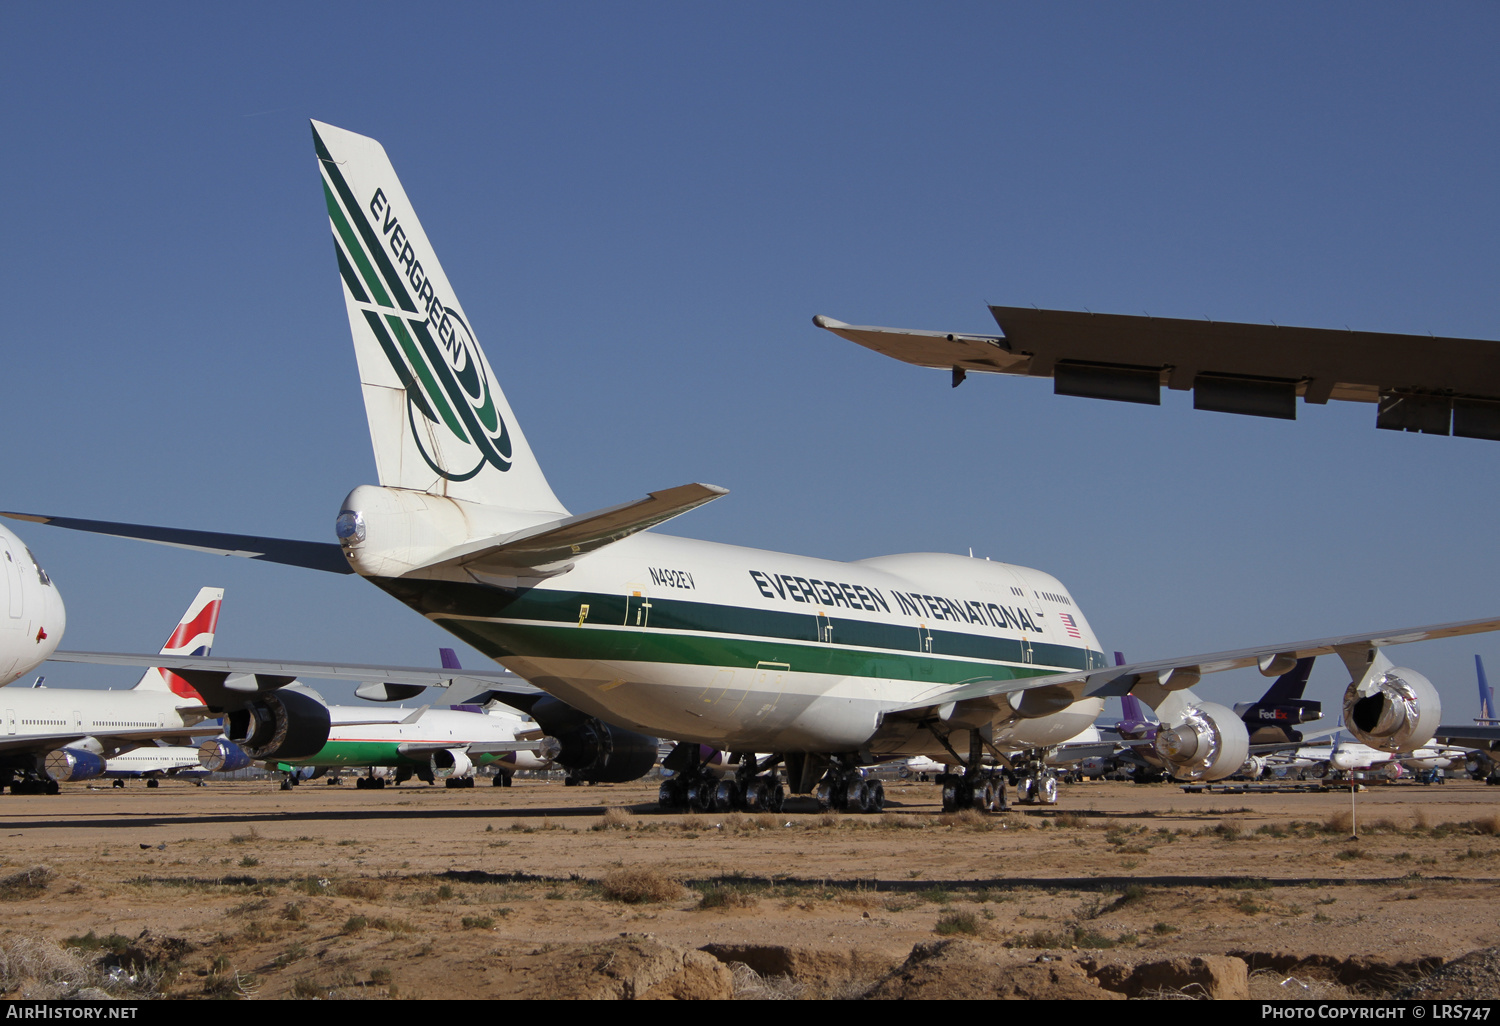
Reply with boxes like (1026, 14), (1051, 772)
(9, 121), (1498, 815)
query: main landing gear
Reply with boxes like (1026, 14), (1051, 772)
(814, 759), (885, 814)
(657, 747), (786, 814)
(930, 727), (1010, 813)
(1010, 749), (1059, 806)
(444, 776), (476, 788)
(8, 776), (60, 796)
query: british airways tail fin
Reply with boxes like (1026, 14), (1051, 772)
(130, 588), (223, 701)
(312, 121), (566, 516)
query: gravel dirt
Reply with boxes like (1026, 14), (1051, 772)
(0, 775), (1496, 999)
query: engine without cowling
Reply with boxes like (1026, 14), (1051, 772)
(1152, 701), (1250, 782)
(530, 696), (659, 783)
(1343, 667), (1439, 753)
(223, 687), (331, 760)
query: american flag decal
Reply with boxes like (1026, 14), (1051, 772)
(1059, 612), (1082, 639)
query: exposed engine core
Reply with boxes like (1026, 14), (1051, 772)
(44, 748), (106, 782)
(531, 697), (659, 783)
(1343, 667), (1440, 752)
(430, 748), (474, 779)
(1152, 701), (1250, 781)
(224, 689), (331, 760)
(1238, 755), (1267, 780)
(197, 738), (253, 773)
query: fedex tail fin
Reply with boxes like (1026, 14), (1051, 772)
(1255, 656), (1316, 705)
(131, 587), (223, 701)
(1478, 655), (1496, 722)
(312, 121), (566, 516)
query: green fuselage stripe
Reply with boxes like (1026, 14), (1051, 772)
(283, 740), (501, 769)
(373, 577), (1106, 683)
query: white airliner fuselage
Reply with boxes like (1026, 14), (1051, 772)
(0, 523), (63, 686)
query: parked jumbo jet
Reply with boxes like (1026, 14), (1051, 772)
(0, 588), (225, 794)
(11, 122), (1500, 815)
(0, 522), (63, 687)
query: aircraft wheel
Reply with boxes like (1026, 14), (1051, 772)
(713, 778), (741, 813)
(815, 779), (835, 812)
(841, 779), (869, 814)
(280, 779), (293, 791)
(1016, 777), (1035, 804)
(980, 779), (998, 811)
(1038, 775), (1059, 805)
(47, 780), (60, 795)
(867, 779), (885, 813)
(146, 779), (158, 789)
(112, 780), (125, 789)
(658, 777), (686, 811)
(685, 778), (715, 813)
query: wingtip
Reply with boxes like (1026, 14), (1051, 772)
(812, 314), (848, 330)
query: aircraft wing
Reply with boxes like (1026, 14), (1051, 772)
(0, 512), (352, 574)
(0, 722), (216, 757)
(1433, 725), (1500, 747)
(47, 652), (541, 710)
(888, 613), (1500, 721)
(395, 739), (551, 757)
(815, 308), (1500, 439)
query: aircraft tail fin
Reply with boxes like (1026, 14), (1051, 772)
(311, 121), (567, 516)
(131, 588), (223, 702)
(1479, 655), (1496, 721)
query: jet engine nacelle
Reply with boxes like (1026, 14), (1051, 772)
(430, 748), (474, 779)
(1152, 702), (1250, 782)
(197, 738), (252, 773)
(1238, 755), (1267, 780)
(44, 747), (106, 782)
(1343, 667), (1440, 753)
(223, 687), (331, 760)
(530, 697), (659, 783)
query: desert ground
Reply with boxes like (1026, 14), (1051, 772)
(0, 774), (1496, 999)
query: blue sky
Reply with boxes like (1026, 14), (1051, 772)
(2, 3), (1497, 723)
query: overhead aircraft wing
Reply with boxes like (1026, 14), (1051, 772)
(888, 613), (1500, 723)
(417, 482), (728, 581)
(1433, 725), (1500, 747)
(815, 307), (1500, 439)
(0, 512), (352, 574)
(47, 652), (540, 710)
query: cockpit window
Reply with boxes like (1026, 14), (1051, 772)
(24, 548), (50, 587)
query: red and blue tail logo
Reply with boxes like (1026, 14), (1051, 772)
(135, 588), (223, 701)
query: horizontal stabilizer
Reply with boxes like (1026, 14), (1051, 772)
(0, 512), (352, 575)
(423, 482), (728, 580)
